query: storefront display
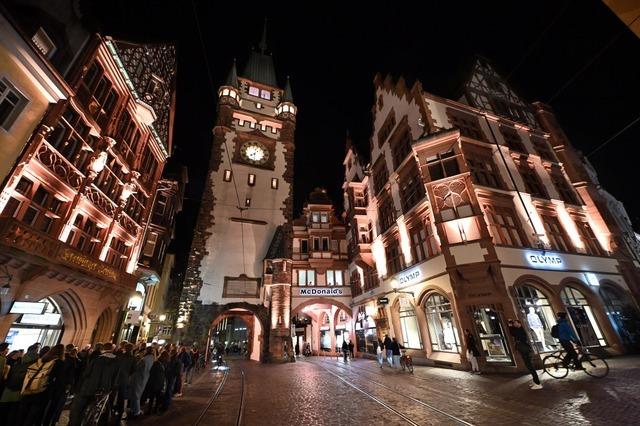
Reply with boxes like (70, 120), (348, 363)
(561, 286), (605, 347)
(515, 285), (557, 352)
(425, 293), (460, 352)
(7, 297), (63, 351)
(473, 308), (512, 363)
(398, 297), (423, 349)
(600, 287), (640, 348)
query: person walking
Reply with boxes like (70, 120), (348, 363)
(341, 340), (349, 362)
(391, 338), (403, 368)
(376, 339), (384, 368)
(69, 342), (119, 426)
(464, 329), (481, 374)
(556, 312), (583, 370)
(175, 346), (191, 396)
(129, 346), (155, 419)
(383, 335), (393, 367)
(348, 340), (354, 359)
(508, 319), (543, 390)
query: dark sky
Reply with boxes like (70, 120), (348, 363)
(88, 1), (640, 271)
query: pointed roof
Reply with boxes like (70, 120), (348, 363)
(282, 76), (294, 103)
(242, 19), (278, 87)
(225, 59), (238, 87)
(264, 225), (286, 259)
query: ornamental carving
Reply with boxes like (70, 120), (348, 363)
(3, 221), (58, 258)
(119, 213), (139, 235)
(36, 142), (84, 189)
(85, 186), (117, 217)
(432, 178), (470, 210)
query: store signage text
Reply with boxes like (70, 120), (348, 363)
(525, 252), (564, 269)
(377, 297), (389, 305)
(299, 288), (344, 296)
(60, 249), (118, 280)
(398, 267), (421, 286)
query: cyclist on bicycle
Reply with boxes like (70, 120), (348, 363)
(557, 312), (583, 370)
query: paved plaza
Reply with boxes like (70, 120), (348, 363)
(129, 355), (640, 426)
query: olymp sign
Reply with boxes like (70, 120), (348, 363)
(525, 251), (564, 269)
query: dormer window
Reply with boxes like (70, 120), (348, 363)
(260, 89), (271, 100)
(32, 27), (56, 58)
(249, 86), (260, 96)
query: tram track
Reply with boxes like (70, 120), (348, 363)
(193, 365), (246, 426)
(310, 359), (475, 426)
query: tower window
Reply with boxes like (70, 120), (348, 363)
(245, 198), (251, 207)
(271, 178), (279, 189)
(32, 27), (56, 58)
(223, 170), (232, 182)
(248, 174), (256, 186)
(249, 86), (260, 96)
(260, 90), (271, 100)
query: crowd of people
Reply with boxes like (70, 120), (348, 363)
(376, 335), (405, 368)
(0, 340), (201, 425)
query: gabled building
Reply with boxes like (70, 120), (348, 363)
(344, 59), (640, 372)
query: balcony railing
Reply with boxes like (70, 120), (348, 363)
(0, 217), (135, 289)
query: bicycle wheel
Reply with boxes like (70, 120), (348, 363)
(543, 354), (568, 378)
(582, 354), (609, 378)
(401, 360), (406, 371)
(407, 361), (414, 373)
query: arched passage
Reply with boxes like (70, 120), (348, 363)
(291, 298), (354, 356)
(91, 308), (115, 345)
(208, 303), (269, 362)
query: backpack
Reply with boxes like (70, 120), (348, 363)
(550, 324), (559, 339)
(21, 359), (54, 395)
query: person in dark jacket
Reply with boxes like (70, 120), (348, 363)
(146, 352), (168, 414)
(341, 340), (349, 362)
(164, 349), (180, 410)
(20, 344), (64, 425)
(383, 335), (393, 367)
(175, 347), (191, 396)
(41, 344), (67, 425)
(113, 342), (136, 423)
(464, 329), (481, 374)
(348, 340), (354, 359)
(557, 312), (583, 369)
(69, 342), (120, 426)
(508, 319), (543, 390)
(391, 338), (404, 368)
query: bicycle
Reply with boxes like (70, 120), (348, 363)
(400, 350), (414, 373)
(542, 344), (609, 379)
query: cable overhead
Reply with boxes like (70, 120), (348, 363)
(586, 113), (640, 158)
(191, 0), (247, 274)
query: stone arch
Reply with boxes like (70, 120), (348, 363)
(290, 297), (352, 317)
(208, 302), (269, 362)
(44, 288), (87, 346)
(389, 293), (425, 352)
(511, 274), (565, 317)
(91, 307), (115, 345)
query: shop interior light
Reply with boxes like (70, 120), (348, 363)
(159, 314), (167, 321)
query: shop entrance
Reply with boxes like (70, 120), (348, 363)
(473, 307), (512, 363)
(561, 287), (605, 347)
(291, 300), (353, 356)
(6, 297), (63, 351)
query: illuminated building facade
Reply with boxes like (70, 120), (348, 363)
(0, 4), (176, 350)
(344, 59), (640, 371)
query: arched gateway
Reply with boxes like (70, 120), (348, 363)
(206, 303), (269, 362)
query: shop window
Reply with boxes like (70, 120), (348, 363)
(398, 297), (423, 349)
(483, 204), (527, 247)
(515, 285), (557, 352)
(499, 125), (526, 153)
(326, 270), (344, 286)
(385, 239), (405, 275)
(574, 220), (603, 256)
(600, 287), (640, 347)
(446, 108), (486, 141)
(425, 294), (460, 352)
(426, 150), (460, 181)
(561, 286), (606, 347)
(399, 162), (425, 213)
(0, 77), (28, 130)
(466, 156), (504, 189)
(6, 297), (63, 351)
(473, 308), (512, 363)
(409, 219), (438, 263)
(296, 269), (316, 286)
(518, 158), (548, 199)
(540, 214), (573, 252)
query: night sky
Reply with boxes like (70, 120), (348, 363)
(87, 1), (640, 271)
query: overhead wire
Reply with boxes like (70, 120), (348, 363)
(190, 0), (247, 274)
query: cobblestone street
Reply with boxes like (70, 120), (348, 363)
(130, 355), (640, 426)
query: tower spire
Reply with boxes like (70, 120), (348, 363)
(259, 18), (268, 54)
(225, 58), (238, 87)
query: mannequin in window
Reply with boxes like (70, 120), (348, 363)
(527, 307), (546, 350)
(443, 319), (456, 350)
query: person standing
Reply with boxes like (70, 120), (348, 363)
(391, 338), (403, 368)
(0, 342), (9, 397)
(341, 340), (349, 362)
(69, 342), (119, 426)
(557, 312), (583, 370)
(508, 319), (543, 390)
(176, 346), (191, 396)
(348, 340), (354, 359)
(113, 342), (136, 423)
(129, 346), (155, 419)
(40, 344), (66, 426)
(164, 349), (180, 411)
(21, 345), (64, 425)
(376, 339), (384, 368)
(146, 351), (167, 414)
(464, 329), (481, 374)
(383, 335), (393, 367)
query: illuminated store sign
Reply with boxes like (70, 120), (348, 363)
(398, 267), (421, 286)
(299, 288), (344, 296)
(525, 252), (564, 269)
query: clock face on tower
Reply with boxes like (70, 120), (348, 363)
(240, 141), (269, 165)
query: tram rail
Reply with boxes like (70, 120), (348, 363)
(193, 365), (246, 426)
